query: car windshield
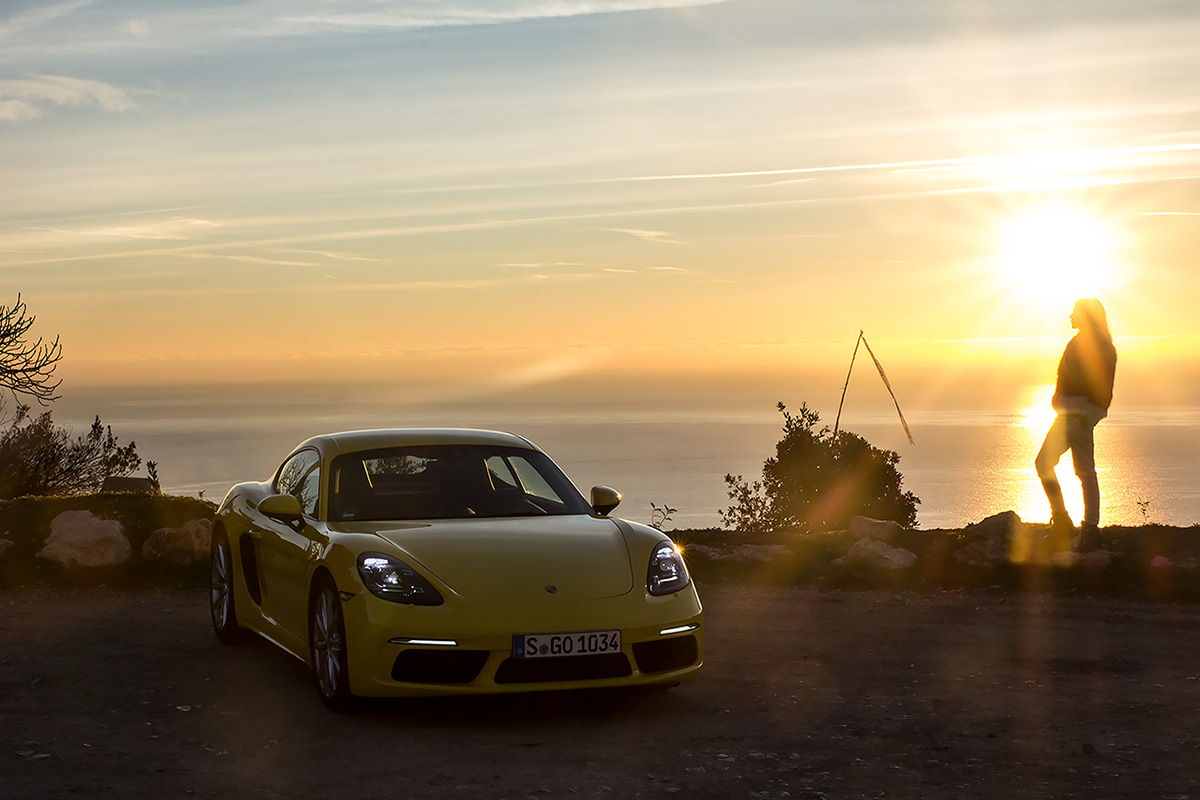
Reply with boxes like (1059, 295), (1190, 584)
(328, 444), (592, 522)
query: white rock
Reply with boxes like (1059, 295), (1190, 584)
(849, 516), (901, 541)
(39, 510), (131, 568)
(142, 519), (212, 565)
(835, 537), (918, 570)
(0, 537), (13, 559)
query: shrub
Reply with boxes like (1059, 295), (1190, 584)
(0, 405), (141, 500)
(722, 402), (919, 534)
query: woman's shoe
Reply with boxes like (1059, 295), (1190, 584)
(1077, 523), (1102, 552)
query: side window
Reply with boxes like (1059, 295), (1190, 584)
(275, 449), (321, 517)
(509, 456), (564, 503)
(485, 455), (519, 490)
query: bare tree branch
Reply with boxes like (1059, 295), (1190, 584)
(0, 293), (63, 406)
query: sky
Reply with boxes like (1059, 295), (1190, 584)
(4, 0), (1200, 418)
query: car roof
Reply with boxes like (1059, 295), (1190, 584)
(292, 428), (541, 459)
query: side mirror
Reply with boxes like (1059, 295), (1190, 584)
(259, 493), (303, 522)
(590, 485), (622, 517)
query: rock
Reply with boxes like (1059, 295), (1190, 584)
(956, 511), (1039, 566)
(952, 538), (1008, 567)
(849, 516), (901, 541)
(964, 511), (1024, 543)
(38, 511), (131, 568)
(835, 537), (918, 570)
(142, 519), (212, 565)
(0, 537), (13, 560)
(1050, 551), (1078, 568)
(1078, 550), (1112, 569)
(1150, 555), (1173, 569)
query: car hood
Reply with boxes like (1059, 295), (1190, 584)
(364, 515), (634, 601)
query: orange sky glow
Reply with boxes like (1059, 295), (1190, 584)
(3, 1), (1200, 420)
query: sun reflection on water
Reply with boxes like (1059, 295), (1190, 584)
(1019, 385), (1057, 430)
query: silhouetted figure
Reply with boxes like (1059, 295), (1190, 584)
(1035, 298), (1117, 552)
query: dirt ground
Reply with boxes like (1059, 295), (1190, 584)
(4, 582), (1200, 800)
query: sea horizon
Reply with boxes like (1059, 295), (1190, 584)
(47, 386), (1200, 532)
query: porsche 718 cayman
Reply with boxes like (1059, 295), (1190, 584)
(209, 428), (703, 710)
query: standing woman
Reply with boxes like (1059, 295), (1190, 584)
(1035, 298), (1118, 552)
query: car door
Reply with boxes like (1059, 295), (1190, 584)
(256, 448), (323, 642)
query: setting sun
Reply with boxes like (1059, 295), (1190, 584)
(994, 204), (1126, 310)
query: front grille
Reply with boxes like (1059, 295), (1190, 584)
(632, 635), (699, 674)
(494, 653), (632, 684)
(391, 649), (489, 684)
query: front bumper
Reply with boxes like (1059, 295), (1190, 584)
(341, 588), (703, 697)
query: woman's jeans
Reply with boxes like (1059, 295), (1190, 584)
(1035, 398), (1106, 526)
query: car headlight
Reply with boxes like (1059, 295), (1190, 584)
(647, 541), (690, 596)
(357, 553), (444, 605)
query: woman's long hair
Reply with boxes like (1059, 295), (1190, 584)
(1074, 297), (1114, 346)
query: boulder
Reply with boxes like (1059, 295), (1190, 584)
(964, 511), (1024, 543)
(848, 516), (901, 542)
(835, 537), (918, 570)
(0, 536), (13, 560)
(956, 511), (1040, 565)
(142, 519), (213, 565)
(39, 511), (131, 568)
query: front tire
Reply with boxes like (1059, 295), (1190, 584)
(210, 529), (249, 645)
(310, 582), (356, 712)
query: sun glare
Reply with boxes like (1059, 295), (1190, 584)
(994, 204), (1124, 311)
(1019, 384), (1057, 430)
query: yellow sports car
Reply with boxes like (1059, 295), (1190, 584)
(210, 428), (703, 710)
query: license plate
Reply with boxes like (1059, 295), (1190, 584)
(513, 629), (621, 659)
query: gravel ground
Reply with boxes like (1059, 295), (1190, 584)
(4, 582), (1200, 799)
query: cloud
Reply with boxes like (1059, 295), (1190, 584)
(1, 0), (731, 57)
(0, 0), (93, 39)
(590, 142), (1200, 186)
(44, 269), (605, 297)
(183, 253), (321, 268)
(23, 217), (218, 242)
(603, 228), (682, 244)
(266, 247), (381, 263)
(269, 1), (731, 36)
(497, 261), (585, 269)
(0, 99), (40, 123)
(0, 74), (137, 123)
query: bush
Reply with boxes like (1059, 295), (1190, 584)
(722, 402), (919, 534)
(0, 405), (141, 500)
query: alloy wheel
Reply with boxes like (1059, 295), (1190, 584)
(312, 588), (345, 701)
(210, 541), (232, 631)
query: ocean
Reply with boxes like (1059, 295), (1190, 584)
(52, 391), (1200, 531)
